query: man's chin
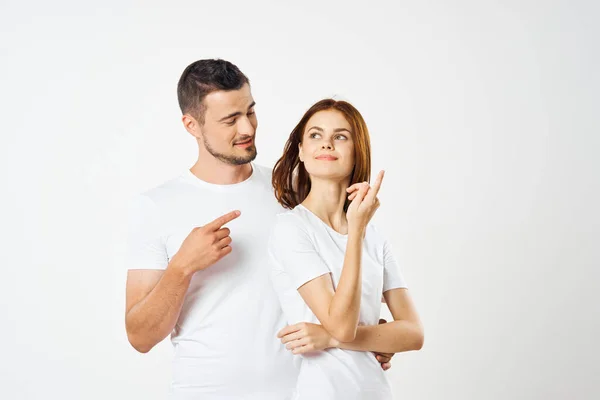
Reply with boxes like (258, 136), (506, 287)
(221, 148), (257, 165)
(239, 146), (257, 160)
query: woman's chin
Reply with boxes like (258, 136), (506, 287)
(306, 169), (352, 183)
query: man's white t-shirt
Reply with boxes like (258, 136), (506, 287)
(127, 163), (298, 400)
(268, 204), (407, 400)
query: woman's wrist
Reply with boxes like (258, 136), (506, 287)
(348, 223), (366, 238)
(328, 335), (341, 349)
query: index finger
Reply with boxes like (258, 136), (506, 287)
(365, 170), (385, 201)
(277, 323), (303, 338)
(206, 210), (241, 230)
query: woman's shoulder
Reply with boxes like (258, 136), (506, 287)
(273, 205), (309, 229)
(364, 222), (389, 246)
(269, 207), (314, 248)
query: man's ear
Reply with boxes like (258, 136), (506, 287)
(182, 114), (202, 139)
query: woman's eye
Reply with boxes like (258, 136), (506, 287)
(309, 133), (321, 139)
(335, 135), (347, 140)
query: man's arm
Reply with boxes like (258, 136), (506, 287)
(125, 265), (192, 353)
(125, 210), (240, 353)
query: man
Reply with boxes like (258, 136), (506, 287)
(125, 59), (394, 399)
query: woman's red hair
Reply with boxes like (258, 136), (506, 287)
(272, 99), (372, 211)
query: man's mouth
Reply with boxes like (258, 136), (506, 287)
(235, 139), (254, 148)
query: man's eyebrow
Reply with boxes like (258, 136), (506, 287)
(219, 111), (241, 122)
(218, 102), (257, 122)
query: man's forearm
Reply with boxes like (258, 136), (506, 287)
(126, 265), (192, 352)
(336, 320), (424, 353)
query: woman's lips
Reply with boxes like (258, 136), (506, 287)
(315, 155), (338, 161)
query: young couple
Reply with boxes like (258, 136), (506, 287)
(125, 59), (423, 400)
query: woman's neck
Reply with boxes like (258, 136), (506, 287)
(301, 178), (350, 234)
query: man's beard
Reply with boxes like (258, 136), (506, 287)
(204, 136), (257, 166)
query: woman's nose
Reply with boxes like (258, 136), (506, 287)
(321, 142), (333, 150)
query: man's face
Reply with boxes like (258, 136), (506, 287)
(197, 83), (258, 165)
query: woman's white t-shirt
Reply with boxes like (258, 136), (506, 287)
(268, 204), (407, 400)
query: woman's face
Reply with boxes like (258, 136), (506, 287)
(299, 109), (355, 182)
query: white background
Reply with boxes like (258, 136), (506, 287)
(1, 1), (599, 399)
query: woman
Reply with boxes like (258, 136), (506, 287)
(268, 99), (424, 400)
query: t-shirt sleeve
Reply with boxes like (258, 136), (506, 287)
(268, 214), (331, 290)
(382, 239), (408, 293)
(126, 194), (169, 271)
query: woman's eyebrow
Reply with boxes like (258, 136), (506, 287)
(306, 126), (351, 134)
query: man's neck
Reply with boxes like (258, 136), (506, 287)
(189, 156), (253, 185)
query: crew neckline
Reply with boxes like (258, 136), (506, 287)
(184, 162), (256, 192)
(297, 203), (349, 239)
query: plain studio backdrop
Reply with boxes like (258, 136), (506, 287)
(1, 1), (598, 399)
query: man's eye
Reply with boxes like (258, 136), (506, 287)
(226, 120), (236, 126)
(248, 110), (255, 115)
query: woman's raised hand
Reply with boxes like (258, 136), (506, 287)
(345, 170), (385, 233)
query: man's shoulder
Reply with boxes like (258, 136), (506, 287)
(133, 163), (274, 207)
(134, 173), (189, 208)
(252, 162), (273, 179)
(248, 162), (277, 195)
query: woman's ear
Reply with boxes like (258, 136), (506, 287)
(298, 142), (304, 163)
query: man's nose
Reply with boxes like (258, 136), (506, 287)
(238, 116), (255, 137)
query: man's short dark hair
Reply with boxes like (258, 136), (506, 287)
(177, 59), (250, 124)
